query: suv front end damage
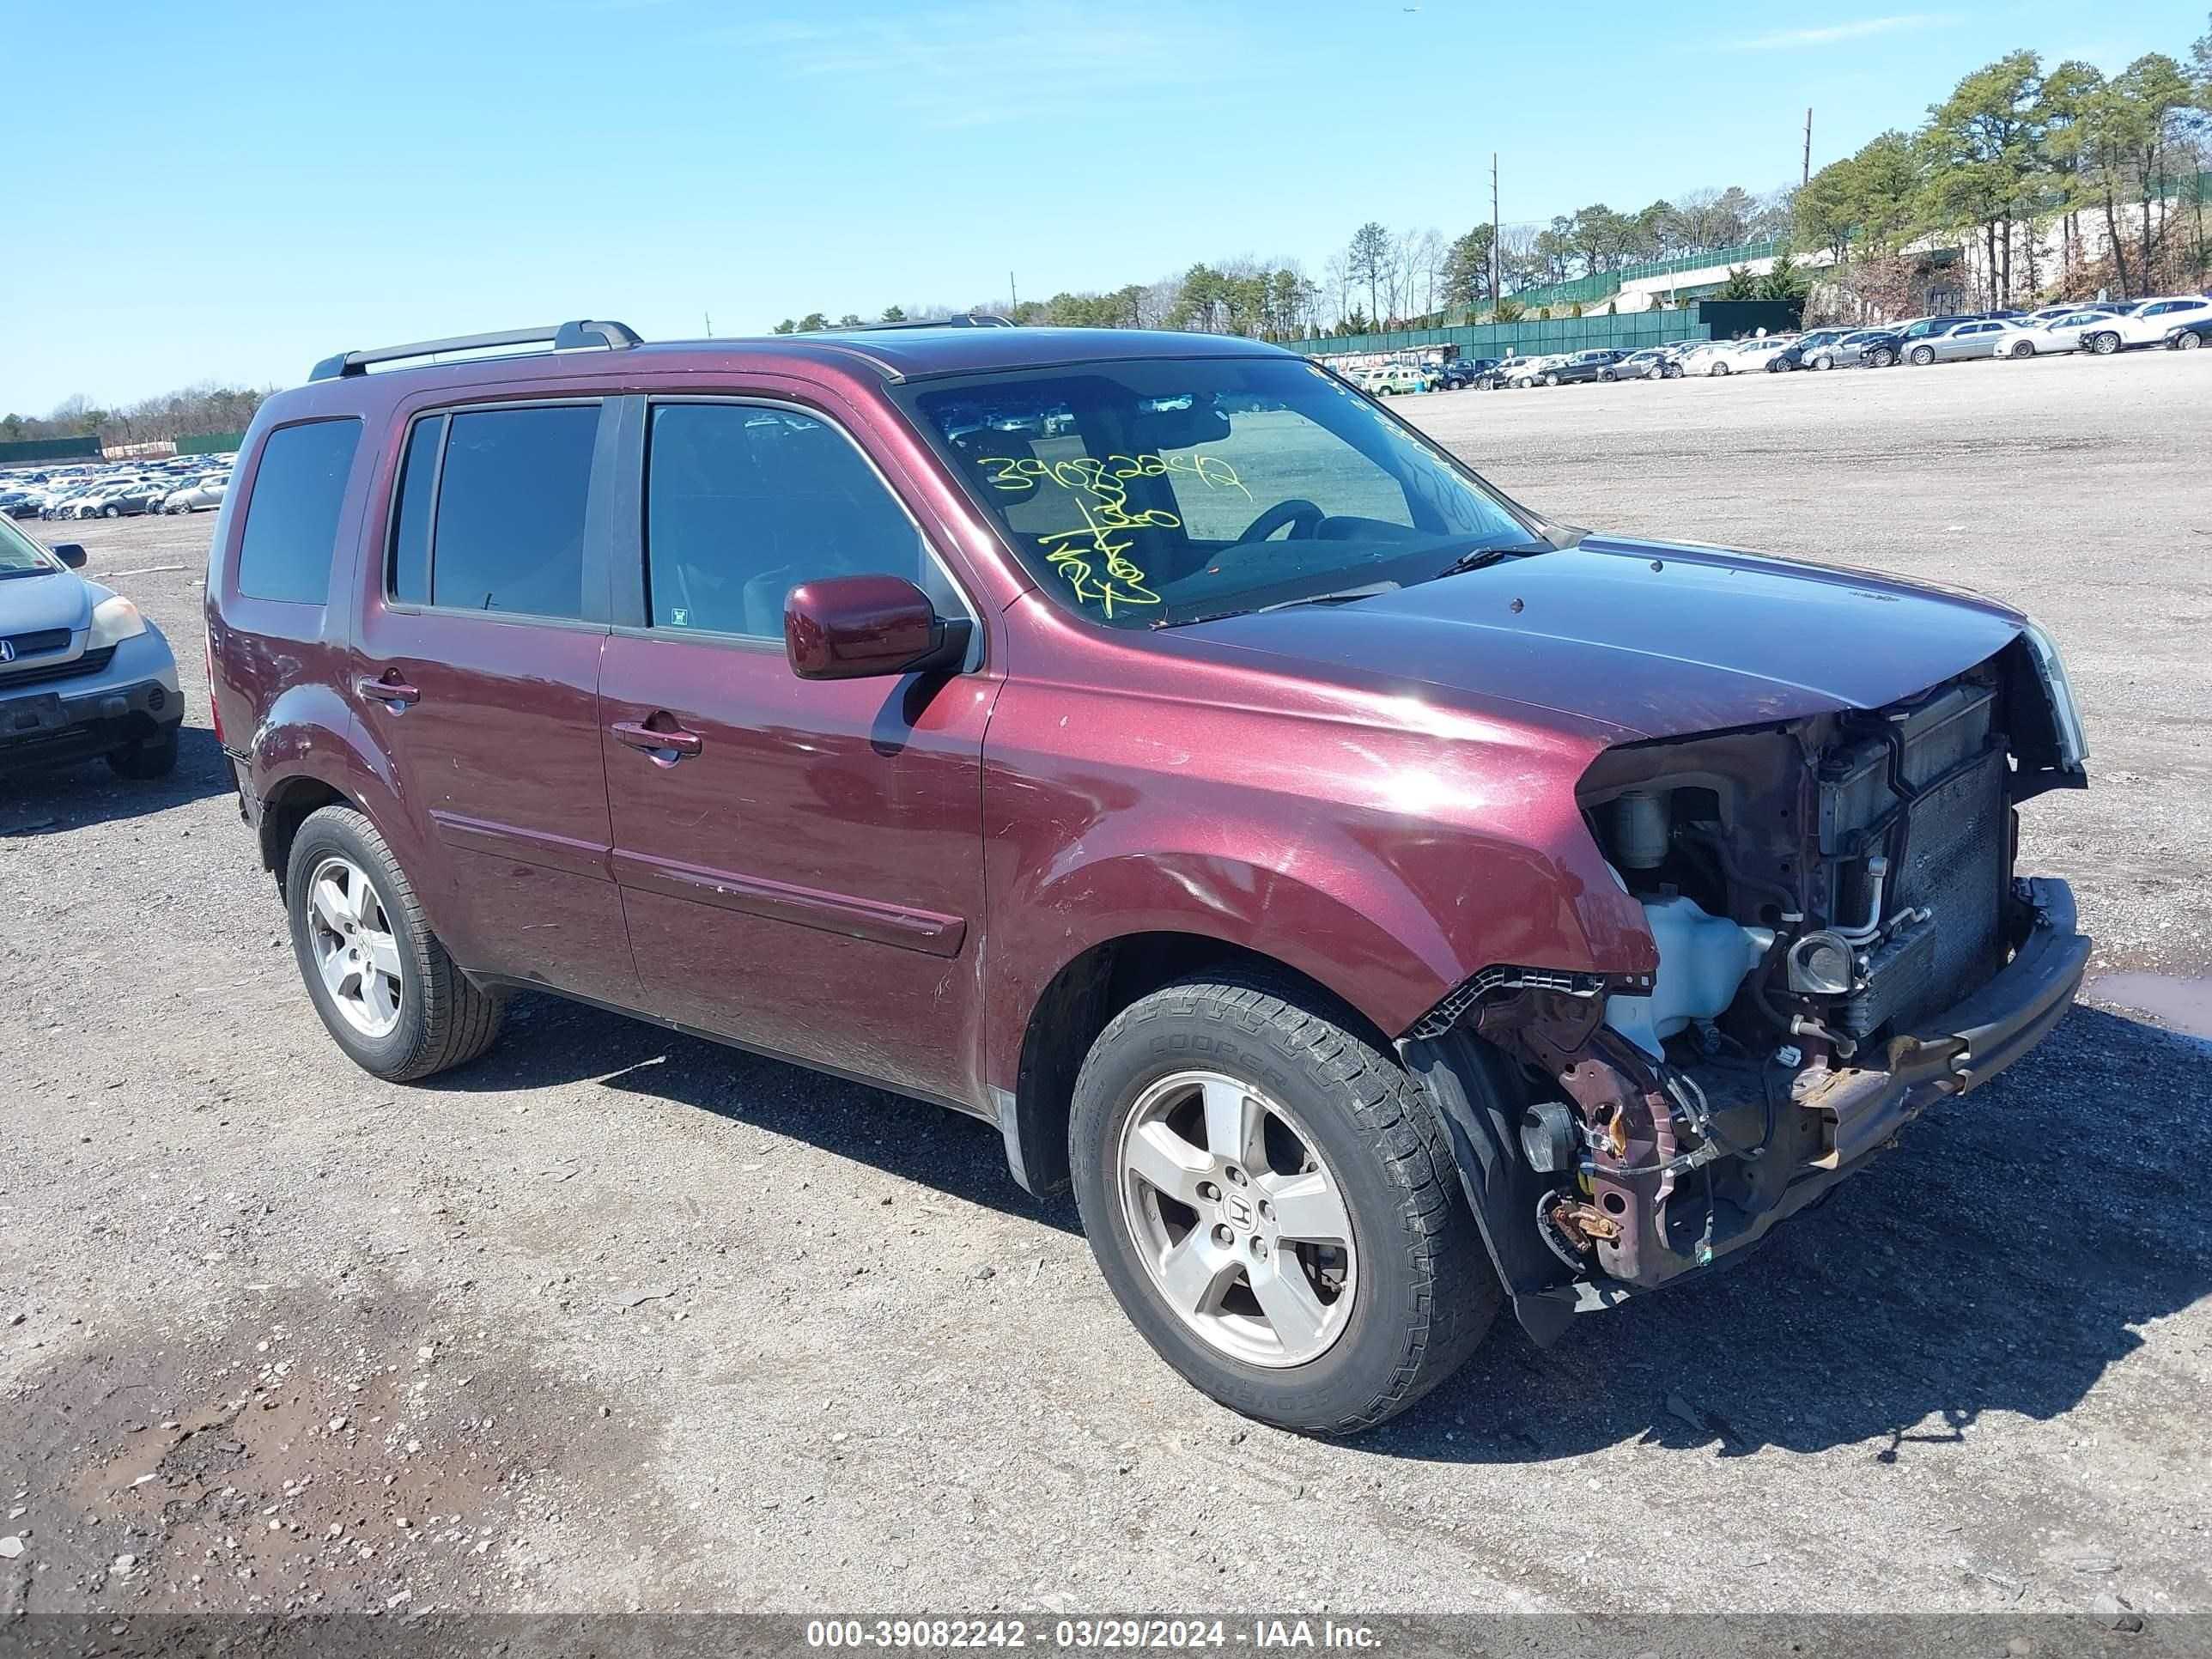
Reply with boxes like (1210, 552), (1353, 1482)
(1404, 634), (2090, 1338)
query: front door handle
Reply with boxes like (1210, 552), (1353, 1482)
(357, 673), (420, 707)
(610, 719), (703, 761)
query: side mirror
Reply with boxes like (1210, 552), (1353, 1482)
(785, 574), (971, 682)
(53, 544), (88, 568)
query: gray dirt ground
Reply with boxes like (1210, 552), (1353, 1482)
(2, 354), (2208, 1620)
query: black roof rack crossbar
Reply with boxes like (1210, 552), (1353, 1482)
(307, 319), (641, 382)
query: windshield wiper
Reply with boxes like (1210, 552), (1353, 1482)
(1152, 584), (1394, 631)
(1436, 540), (1555, 579)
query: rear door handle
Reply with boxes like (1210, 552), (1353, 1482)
(610, 719), (703, 760)
(356, 674), (420, 707)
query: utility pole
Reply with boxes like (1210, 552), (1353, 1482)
(1008, 270), (1018, 318)
(1490, 152), (1502, 319)
(703, 312), (714, 338)
(1802, 108), (1813, 188)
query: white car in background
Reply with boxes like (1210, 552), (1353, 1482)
(1996, 311), (2112, 357)
(1730, 336), (1799, 373)
(2076, 295), (2212, 354)
(162, 475), (229, 513)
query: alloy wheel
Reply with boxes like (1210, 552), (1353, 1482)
(1117, 1070), (1358, 1370)
(2179, 332), (2202, 351)
(305, 854), (404, 1037)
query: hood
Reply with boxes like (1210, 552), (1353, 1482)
(1188, 537), (2027, 741)
(0, 568), (93, 637)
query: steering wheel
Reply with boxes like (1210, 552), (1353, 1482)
(1233, 499), (1327, 545)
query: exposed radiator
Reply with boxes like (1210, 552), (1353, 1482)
(1819, 683), (2010, 1038)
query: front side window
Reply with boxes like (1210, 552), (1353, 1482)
(236, 419), (361, 605)
(387, 404), (599, 619)
(643, 402), (935, 640)
(900, 356), (1532, 629)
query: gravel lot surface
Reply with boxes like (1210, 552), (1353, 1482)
(3, 355), (2208, 1623)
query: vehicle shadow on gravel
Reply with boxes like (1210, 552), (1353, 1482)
(422, 992), (1082, 1235)
(0, 726), (230, 836)
(1365, 1006), (2212, 1464)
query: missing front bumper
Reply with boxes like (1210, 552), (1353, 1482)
(1409, 878), (2088, 1341)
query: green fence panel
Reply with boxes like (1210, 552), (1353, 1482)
(0, 435), (102, 465)
(177, 430), (246, 455)
(1286, 307), (1708, 361)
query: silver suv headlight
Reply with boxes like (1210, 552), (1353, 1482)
(2021, 618), (2087, 770)
(88, 593), (148, 650)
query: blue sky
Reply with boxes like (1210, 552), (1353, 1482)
(7, 0), (2204, 412)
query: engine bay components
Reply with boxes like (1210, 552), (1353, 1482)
(1602, 893), (1773, 1058)
(1608, 789), (1670, 870)
(1518, 1099), (1582, 1173)
(1785, 928), (1855, 994)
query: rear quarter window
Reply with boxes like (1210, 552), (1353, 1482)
(235, 419), (362, 605)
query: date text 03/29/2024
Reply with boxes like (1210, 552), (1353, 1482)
(804, 1618), (1383, 1650)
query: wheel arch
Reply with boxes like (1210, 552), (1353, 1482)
(1000, 930), (1397, 1199)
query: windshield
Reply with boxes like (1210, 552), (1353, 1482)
(898, 356), (1536, 628)
(0, 513), (58, 577)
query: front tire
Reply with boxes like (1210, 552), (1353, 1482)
(1909, 344), (1936, 366)
(285, 805), (504, 1082)
(2178, 331), (2203, 351)
(1869, 346), (1895, 368)
(1070, 975), (1497, 1435)
(2089, 331), (2119, 356)
(2008, 340), (2033, 358)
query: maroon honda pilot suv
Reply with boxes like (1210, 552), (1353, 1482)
(208, 318), (2091, 1433)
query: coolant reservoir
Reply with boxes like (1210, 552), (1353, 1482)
(1606, 894), (1774, 1059)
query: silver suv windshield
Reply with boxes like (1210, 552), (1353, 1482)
(899, 356), (1537, 629)
(0, 513), (58, 578)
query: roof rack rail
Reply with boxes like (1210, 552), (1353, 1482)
(307, 319), (641, 382)
(851, 313), (1015, 331)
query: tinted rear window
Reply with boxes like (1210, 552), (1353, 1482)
(235, 419), (360, 604)
(403, 405), (599, 618)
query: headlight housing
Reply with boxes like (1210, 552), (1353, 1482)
(2021, 618), (2087, 771)
(88, 593), (147, 650)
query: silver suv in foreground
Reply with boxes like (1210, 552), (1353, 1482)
(0, 515), (181, 780)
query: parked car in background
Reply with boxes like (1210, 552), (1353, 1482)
(209, 315), (2092, 1436)
(1996, 311), (2112, 357)
(1767, 329), (1851, 370)
(1362, 363), (1434, 395)
(1884, 315), (1972, 363)
(1433, 357), (1497, 390)
(1541, 349), (1630, 386)
(2164, 316), (2212, 350)
(2078, 296), (2212, 354)
(1903, 318), (2020, 364)
(1726, 337), (1798, 374)
(2024, 302), (2123, 325)
(1674, 340), (1739, 376)
(162, 475), (230, 513)
(90, 481), (168, 518)
(1599, 348), (1671, 381)
(0, 514), (181, 779)
(1492, 354), (1559, 389)
(1843, 330), (1903, 368)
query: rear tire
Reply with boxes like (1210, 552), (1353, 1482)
(1070, 975), (1497, 1435)
(1870, 347), (1895, 368)
(285, 805), (505, 1082)
(106, 727), (177, 780)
